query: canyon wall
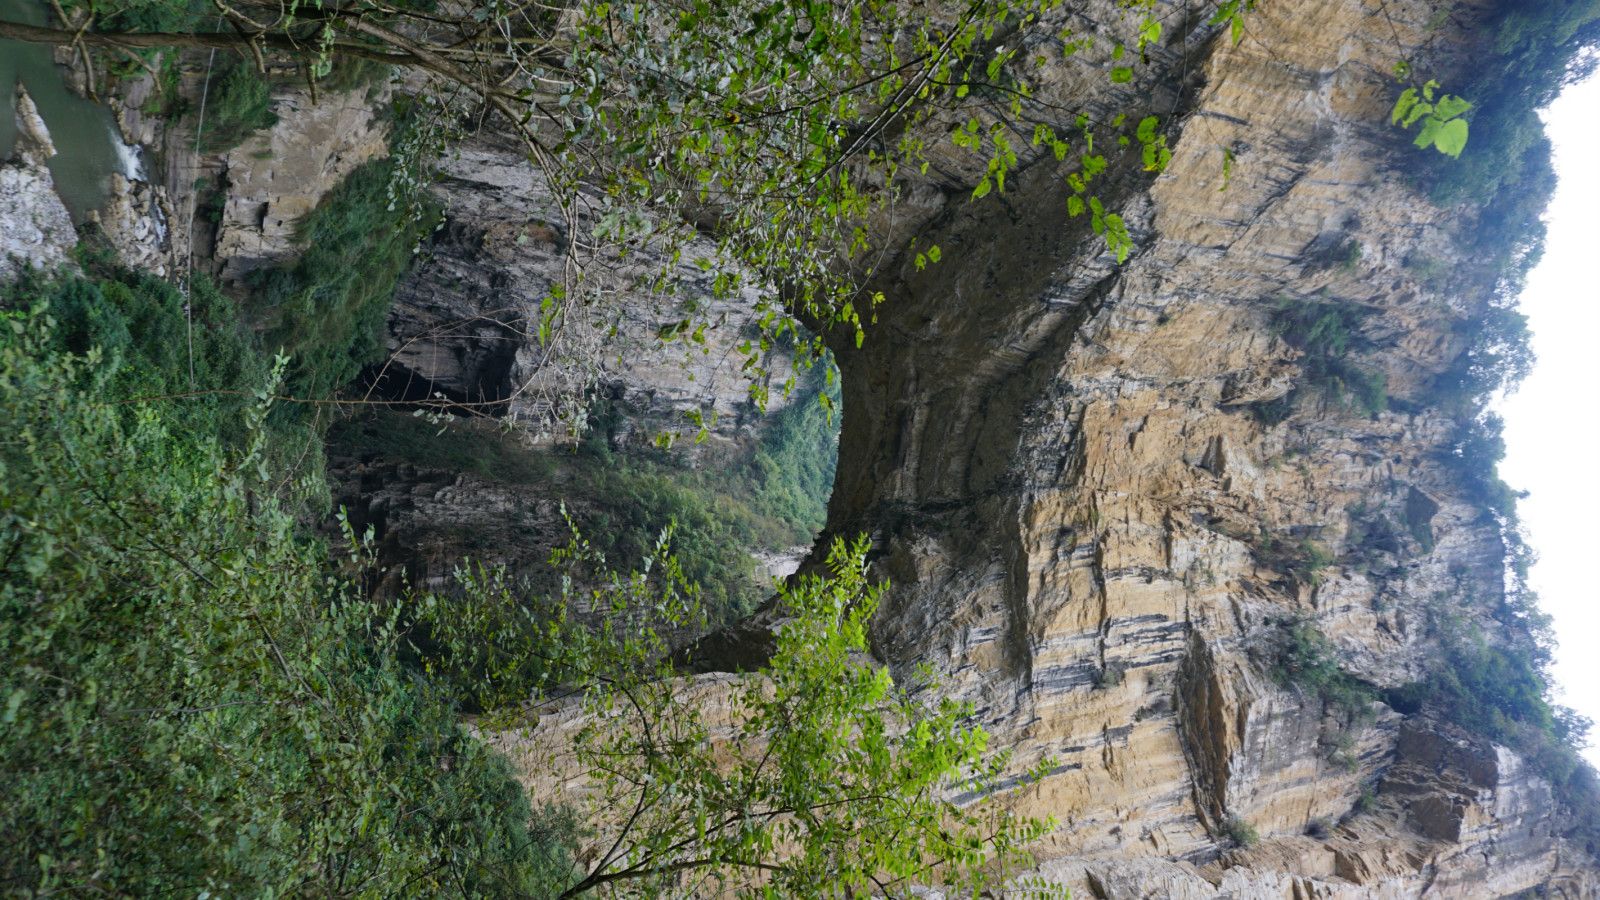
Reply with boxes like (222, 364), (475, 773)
(13, 0), (1593, 893)
(804, 0), (1599, 894)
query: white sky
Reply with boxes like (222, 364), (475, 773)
(1497, 71), (1600, 767)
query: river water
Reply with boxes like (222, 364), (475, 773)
(0, 0), (135, 221)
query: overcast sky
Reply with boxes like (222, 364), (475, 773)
(1497, 71), (1600, 767)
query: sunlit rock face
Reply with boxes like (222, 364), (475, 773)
(808, 0), (1599, 894)
(0, 87), (75, 279)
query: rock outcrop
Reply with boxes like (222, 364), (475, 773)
(0, 86), (75, 279)
(784, 0), (1600, 894)
(213, 83), (390, 284)
(375, 132), (797, 448)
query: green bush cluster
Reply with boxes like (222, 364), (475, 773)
(199, 61), (279, 154)
(1221, 816), (1259, 848)
(0, 309), (575, 895)
(1271, 620), (1375, 722)
(1420, 1), (1600, 287)
(1263, 297), (1387, 420)
(0, 262), (326, 509)
(249, 157), (441, 401)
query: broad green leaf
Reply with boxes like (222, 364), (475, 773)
(1433, 118), (1469, 157)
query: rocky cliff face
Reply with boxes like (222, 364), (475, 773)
(794, 0), (1598, 894)
(0, 86), (76, 279)
(33, 0), (1591, 892)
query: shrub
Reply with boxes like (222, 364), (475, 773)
(1354, 786), (1377, 815)
(0, 264), (326, 509)
(1270, 297), (1388, 418)
(1271, 619), (1375, 722)
(1222, 816), (1259, 848)
(199, 61), (278, 154)
(249, 157), (440, 401)
(416, 533), (1054, 896)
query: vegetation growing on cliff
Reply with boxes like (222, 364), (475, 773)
(249, 155), (441, 401)
(0, 286), (1021, 894)
(199, 60), (277, 153)
(417, 533), (1055, 897)
(329, 369), (840, 624)
(0, 0), (1210, 436)
(0, 310), (576, 895)
(1251, 295), (1387, 425)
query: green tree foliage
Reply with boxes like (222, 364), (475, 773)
(2, 0), (1194, 424)
(1418, 1), (1600, 297)
(0, 261), (326, 507)
(419, 532), (1056, 897)
(0, 310), (574, 895)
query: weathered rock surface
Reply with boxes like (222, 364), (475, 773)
(0, 86), (75, 279)
(87, 171), (176, 276)
(25, 0), (1587, 893)
(213, 83), (390, 283)
(376, 133), (796, 449)
(782, 0), (1600, 894)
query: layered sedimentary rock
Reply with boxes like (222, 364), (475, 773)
(790, 0), (1598, 894)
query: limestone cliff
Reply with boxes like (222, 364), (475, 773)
(44, 0), (1595, 893)
(784, 0), (1600, 894)
(0, 86), (75, 279)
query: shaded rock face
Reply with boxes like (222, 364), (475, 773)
(800, 0), (1599, 895)
(380, 134), (797, 448)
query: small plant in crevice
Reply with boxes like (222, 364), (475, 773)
(1222, 816), (1259, 848)
(1269, 618), (1376, 724)
(1323, 731), (1361, 774)
(1094, 661), (1127, 690)
(1255, 530), (1335, 589)
(1353, 786), (1378, 816)
(1266, 296), (1389, 420)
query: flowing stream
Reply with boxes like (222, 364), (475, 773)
(0, 0), (137, 221)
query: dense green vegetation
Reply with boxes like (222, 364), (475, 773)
(1270, 620), (1375, 722)
(199, 60), (278, 154)
(1422, 1), (1600, 286)
(0, 277), (1020, 893)
(1, 257), (327, 508)
(0, 302), (574, 895)
(416, 534), (1055, 897)
(249, 156), (440, 400)
(1254, 295), (1387, 424)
